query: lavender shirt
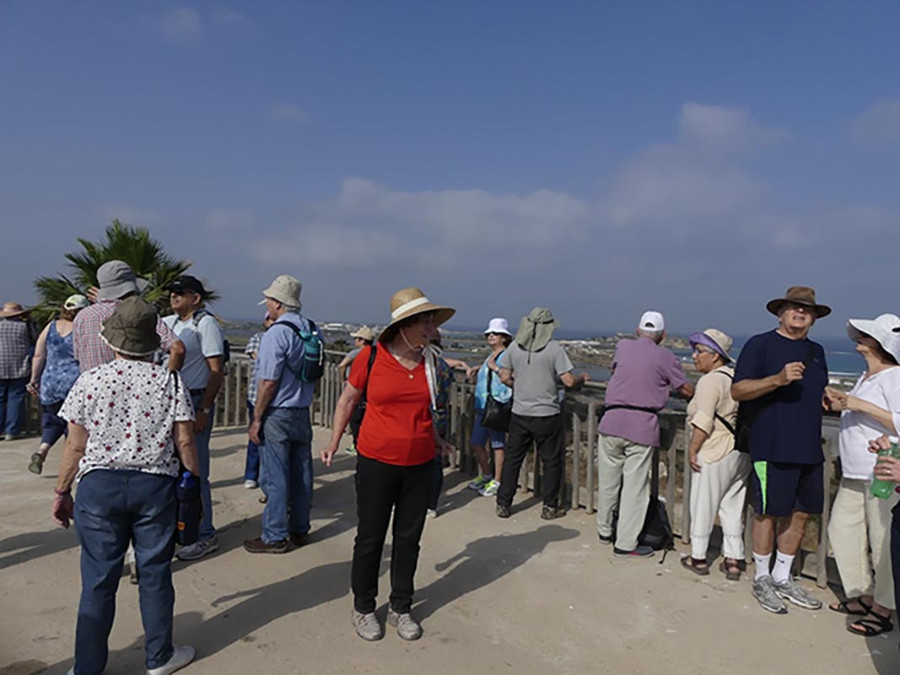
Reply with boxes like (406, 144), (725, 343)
(599, 336), (689, 447)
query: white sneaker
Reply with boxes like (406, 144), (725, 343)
(479, 479), (500, 497)
(147, 645), (195, 675)
(175, 537), (218, 561)
(426, 508), (438, 519)
(243, 479), (259, 489)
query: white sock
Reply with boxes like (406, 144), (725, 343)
(771, 551), (795, 583)
(753, 552), (772, 580)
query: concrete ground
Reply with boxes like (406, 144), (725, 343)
(0, 427), (897, 675)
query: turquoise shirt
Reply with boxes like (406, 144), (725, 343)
(474, 350), (512, 410)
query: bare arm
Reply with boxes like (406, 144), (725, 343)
(559, 371), (590, 388)
(442, 357), (471, 371)
(173, 420), (199, 474)
(52, 422), (88, 528)
(676, 382), (695, 399)
(167, 339), (186, 372)
(840, 395), (896, 433)
(687, 425), (710, 472)
(194, 355), (224, 432)
(337, 355), (353, 383)
(29, 324), (51, 393)
(248, 379), (279, 445)
(732, 362), (804, 402)
(322, 383), (364, 466)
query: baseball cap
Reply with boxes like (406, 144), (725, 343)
(639, 310), (665, 332)
(166, 275), (207, 297)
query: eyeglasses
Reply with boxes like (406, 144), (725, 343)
(692, 346), (715, 356)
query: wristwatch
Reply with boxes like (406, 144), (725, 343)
(199, 407), (212, 415)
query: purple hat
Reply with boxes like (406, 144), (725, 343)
(689, 329), (733, 363)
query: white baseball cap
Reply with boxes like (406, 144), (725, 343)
(639, 310), (665, 332)
(484, 317), (512, 336)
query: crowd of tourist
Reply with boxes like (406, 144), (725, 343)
(4, 268), (900, 673)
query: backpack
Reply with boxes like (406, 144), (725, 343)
(273, 318), (325, 383)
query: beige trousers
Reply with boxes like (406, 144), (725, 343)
(596, 434), (653, 551)
(689, 451), (751, 560)
(827, 477), (897, 609)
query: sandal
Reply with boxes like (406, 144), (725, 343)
(681, 556), (710, 576)
(847, 610), (893, 637)
(28, 453), (44, 475)
(829, 597), (872, 616)
(719, 557), (742, 581)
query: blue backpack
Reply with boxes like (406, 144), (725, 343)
(273, 318), (325, 383)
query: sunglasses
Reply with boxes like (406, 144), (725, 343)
(485, 332), (505, 337)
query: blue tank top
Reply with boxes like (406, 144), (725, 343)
(40, 321), (81, 404)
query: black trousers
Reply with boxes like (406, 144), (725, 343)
(351, 454), (432, 613)
(348, 403), (365, 444)
(497, 413), (562, 509)
(892, 502), (900, 614)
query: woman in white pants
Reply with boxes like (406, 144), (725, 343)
(825, 314), (900, 637)
(683, 329), (751, 580)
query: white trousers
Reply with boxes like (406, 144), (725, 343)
(596, 434), (653, 551)
(689, 451), (751, 560)
(827, 477), (897, 609)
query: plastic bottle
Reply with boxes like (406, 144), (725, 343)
(871, 443), (900, 499)
(176, 471), (202, 545)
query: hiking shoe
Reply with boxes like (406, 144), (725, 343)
(176, 537), (218, 561)
(289, 531), (310, 547)
(541, 505), (565, 520)
(387, 608), (423, 641)
(352, 610), (384, 641)
(243, 479), (258, 489)
(344, 445), (357, 455)
(773, 577), (822, 610)
(613, 545), (654, 558)
(752, 576), (788, 614)
(597, 533), (613, 545)
(479, 479), (499, 497)
(468, 475), (491, 491)
(495, 503), (511, 518)
(426, 508), (438, 519)
(28, 453), (44, 475)
(244, 537), (289, 554)
(147, 645), (195, 675)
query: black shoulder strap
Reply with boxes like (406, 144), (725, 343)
(361, 344), (378, 403)
(710, 370), (736, 435)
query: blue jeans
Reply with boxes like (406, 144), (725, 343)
(191, 392), (216, 540)
(0, 377), (27, 436)
(73, 470), (177, 674)
(260, 407), (313, 543)
(245, 402), (260, 481)
(41, 400), (68, 446)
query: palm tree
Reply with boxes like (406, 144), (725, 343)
(32, 220), (218, 325)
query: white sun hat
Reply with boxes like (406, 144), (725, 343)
(483, 317), (511, 336)
(847, 314), (900, 363)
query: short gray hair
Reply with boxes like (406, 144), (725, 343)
(638, 329), (663, 343)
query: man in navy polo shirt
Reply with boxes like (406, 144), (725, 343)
(733, 286), (830, 614)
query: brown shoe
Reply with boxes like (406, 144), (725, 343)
(289, 531), (310, 547)
(243, 537), (288, 554)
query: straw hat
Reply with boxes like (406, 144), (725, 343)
(766, 286), (831, 318)
(0, 302), (30, 318)
(350, 326), (376, 342)
(99, 297), (161, 357)
(378, 287), (455, 342)
(689, 328), (734, 363)
(847, 314), (900, 363)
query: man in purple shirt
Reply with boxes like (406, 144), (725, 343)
(596, 311), (694, 557)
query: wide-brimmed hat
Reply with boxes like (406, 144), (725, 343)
(689, 328), (734, 363)
(484, 317), (512, 336)
(100, 297), (160, 356)
(847, 314), (900, 363)
(0, 302), (30, 318)
(96, 260), (150, 300)
(378, 287), (455, 342)
(63, 295), (90, 311)
(259, 274), (301, 308)
(350, 326), (376, 342)
(515, 307), (558, 352)
(165, 275), (207, 297)
(766, 286), (831, 318)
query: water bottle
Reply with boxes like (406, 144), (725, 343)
(176, 471), (202, 546)
(871, 443), (900, 499)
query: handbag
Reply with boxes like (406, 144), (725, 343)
(481, 367), (512, 432)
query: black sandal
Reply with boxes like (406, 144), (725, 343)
(829, 597), (872, 616)
(681, 556), (710, 576)
(719, 557), (742, 581)
(848, 611), (893, 637)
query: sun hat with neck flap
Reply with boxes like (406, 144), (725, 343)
(515, 307), (559, 352)
(378, 287), (455, 343)
(99, 297), (161, 357)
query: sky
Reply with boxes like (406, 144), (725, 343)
(2, 1), (900, 337)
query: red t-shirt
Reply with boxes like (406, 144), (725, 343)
(348, 345), (436, 466)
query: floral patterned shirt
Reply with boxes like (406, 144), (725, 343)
(60, 360), (194, 481)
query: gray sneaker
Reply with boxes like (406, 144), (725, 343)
(352, 610), (384, 641)
(773, 577), (822, 610)
(175, 537), (219, 561)
(387, 608), (422, 641)
(751, 575), (788, 614)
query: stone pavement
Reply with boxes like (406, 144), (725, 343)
(0, 428), (897, 675)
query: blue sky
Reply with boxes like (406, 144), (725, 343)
(2, 2), (899, 336)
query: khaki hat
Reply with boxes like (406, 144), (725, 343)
(378, 287), (455, 342)
(0, 302), (30, 318)
(350, 326), (376, 342)
(64, 295), (90, 311)
(96, 260), (150, 300)
(100, 297), (160, 356)
(766, 286), (831, 318)
(259, 274), (302, 308)
(515, 307), (558, 352)
(689, 328), (733, 362)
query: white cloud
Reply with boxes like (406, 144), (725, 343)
(851, 99), (900, 144)
(270, 104), (307, 122)
(160, 7), (203, 42)
(678, 102), (787, 151)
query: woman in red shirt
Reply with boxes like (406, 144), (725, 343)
(323, 287), (455, 642)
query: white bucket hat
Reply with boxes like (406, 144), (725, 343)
(483, 317), (511, 336)
(259, 274), (302, 308)
(847, 314), (900, 363)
